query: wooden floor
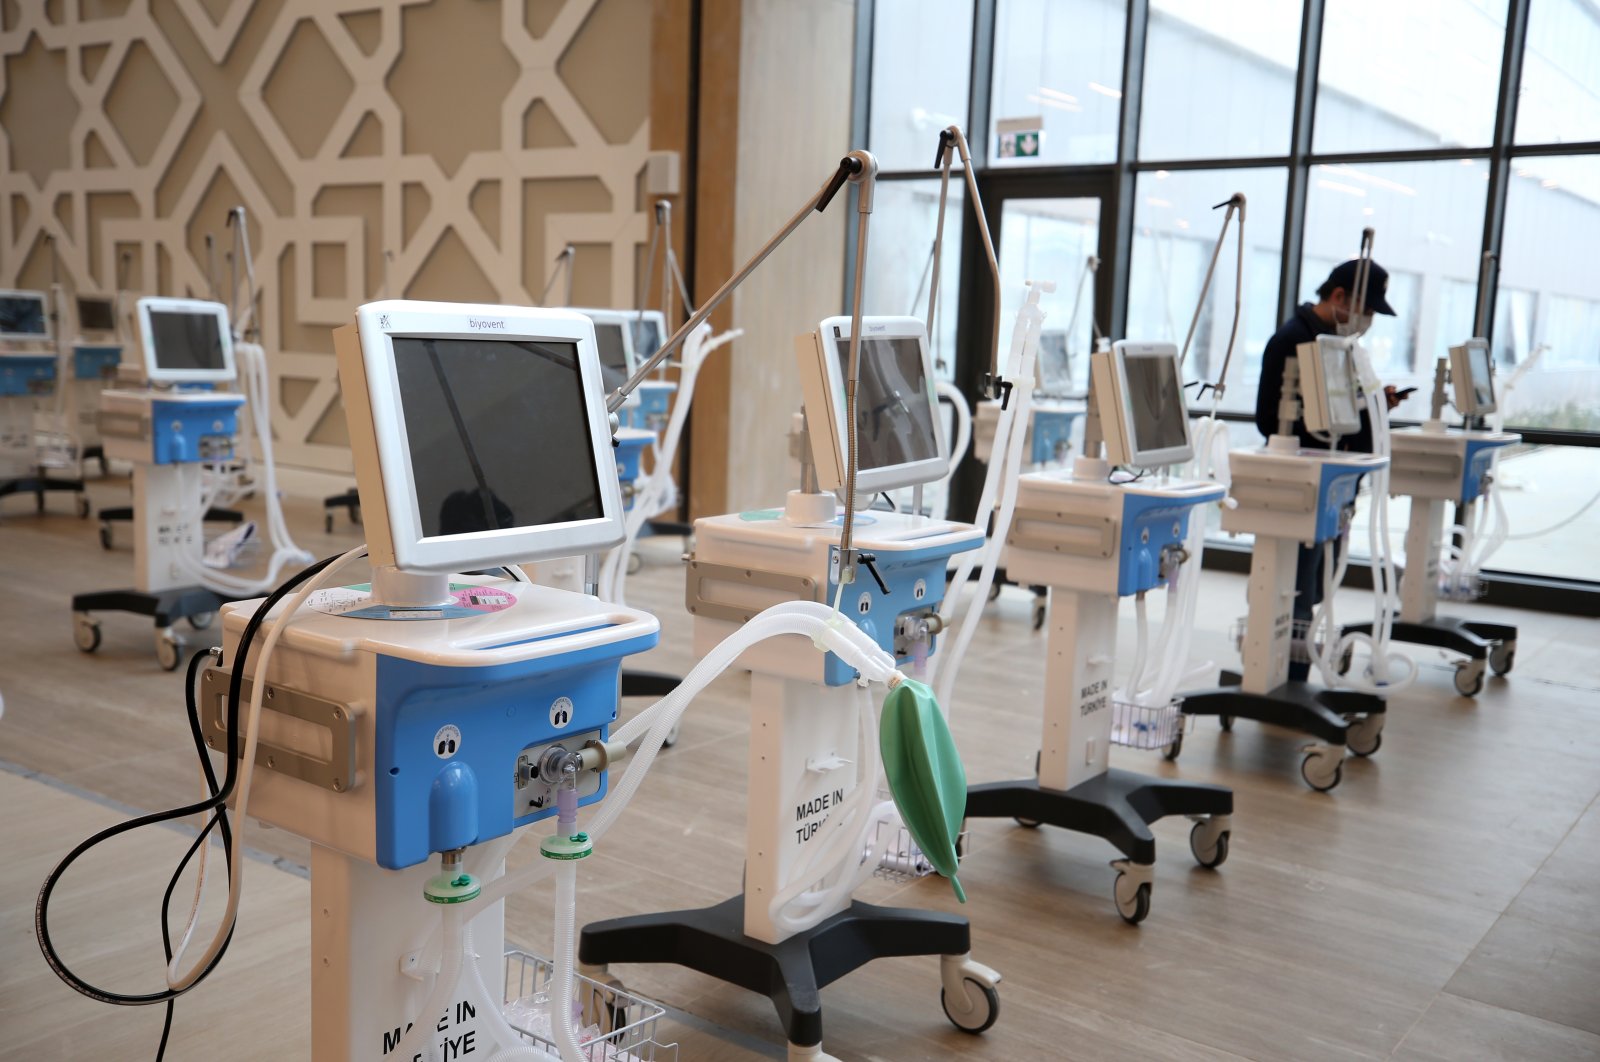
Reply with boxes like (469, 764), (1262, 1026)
(1, 479), (1598, 1061)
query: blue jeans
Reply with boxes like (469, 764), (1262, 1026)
(1289, 539), (1339, 682)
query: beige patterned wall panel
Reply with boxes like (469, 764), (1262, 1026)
(0, 0), (651, 478)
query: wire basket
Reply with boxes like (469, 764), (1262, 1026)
(1109, 698), (1184, 749)
(503, 950), (678, 1061)
(873, 796), (969, 883)
(1437, 574), (1487, 603)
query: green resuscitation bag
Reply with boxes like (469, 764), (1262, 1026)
(878, 677), (967, 903)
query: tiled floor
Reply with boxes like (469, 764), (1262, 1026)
(1, 481), (1596, 1060)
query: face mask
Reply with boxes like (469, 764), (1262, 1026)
(1337, 310), (1375, 338)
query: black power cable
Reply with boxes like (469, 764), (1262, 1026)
(35, 552), (351, 1018)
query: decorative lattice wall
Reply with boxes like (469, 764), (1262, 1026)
(0, 0), (651, 476)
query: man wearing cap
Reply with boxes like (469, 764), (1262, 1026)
(1256, 259), (1405, 680)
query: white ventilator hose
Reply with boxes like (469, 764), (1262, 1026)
(599, 325), (741, 604)
(164, 546), (368, 991)
(401, 600), (906, 1058)
(173, 341), (314, 596)
(1305, 348), (1416, 694)
(389, 905), (469, 1062)
(935, 378), (972, 475)
(930, 283), (1047, 714)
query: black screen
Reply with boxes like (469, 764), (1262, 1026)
(1124, 354), (1188, 454)
(630, 318), (661, 357)
(830, 329), (941, 472)
(148, 310), (226, 372)
(0, 295), (47, 336)
(392, 336), (604, 538)
(77, 297), (116, 332)
(592, 323), (629, 391)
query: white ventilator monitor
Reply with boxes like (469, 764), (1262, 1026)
(0, 289), (50, 342)
(1450, 337), (1496, 417)
(1091, 341), (1194, 467)
(1037, 329), (1074, 395)
(569, 307), (636, 391)
(795, 314), (948, 494)
(136, 297), (236, 384)
(630, 309), (668, 360)
(1300, 334), (1363, 438)
(75, 295), (117, 338)
(333, 300), (626, 574)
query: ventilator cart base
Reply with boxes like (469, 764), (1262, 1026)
(1342, 342), (1520, 697)
(71, 388), (245, 667)
(1177, 444), (1389, 790)
(582, 508), (1000, 1058)
(967, 471), (1234, 924)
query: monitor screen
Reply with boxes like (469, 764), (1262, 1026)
(149, 310), (227, 372)
(1321, 345), (1361, 430)
(1123, 353), (1188, 455)
(830, 328), (940, 472)
(630, 318), (661, 358)
(392, 336), (604, 538)
(0, 293), (48, 337)
(593, 322), (629, 389)
(77, 297), (116, 333)
(1037, 330), (1073, 394)
(1468, 342), (1494, 412)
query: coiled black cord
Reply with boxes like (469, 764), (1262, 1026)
(35, 552), (347, 1023)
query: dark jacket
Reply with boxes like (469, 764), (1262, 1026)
(1255, 302), (1374, 452)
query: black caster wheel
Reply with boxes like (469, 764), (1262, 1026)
(986, 582), (1001, 602)
(324, 513), (334, 533)
(1219, 714), (1234, 732)
(1300, 751), (1343, 792)
(98, 456), (109, 476)
(1031, 599), (1046, 630)
(98, 524), (113, 550)
(1013, 816), (1041, 829)
(1489, 641), (1515, 676)
(73, 615), (101, 654)
(187, 611), (215, 631)
(77, 495), (91, 519)
(1190, 821), (1230, 868)
(350, 504), (362, 526)
(1345, 714), (1383, 757)
(941, 978), (1000, 1035)
(1114, 875), (1152, 925)
(1162, 731), (1183, 761)
(1454, 662), (1485, 697)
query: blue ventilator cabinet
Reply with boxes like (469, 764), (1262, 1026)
(685, 508), (984, 686)
(206, 579), (660, 868)
(1342, 425), (1523, 696)
(71, 390), (249, 668)
(0, 350), (87, 517)
(624, 379), (676, 433)
(582, 507), (999, 1053)
(974, 396), (1086, 467)
(201, 578), (658, 1060)
(70, 344), (123, 468)
(962, 472), (1235, 924)
(1175, 443), (1391, 791)
(613, 426), (654, 511)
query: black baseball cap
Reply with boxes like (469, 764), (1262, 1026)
(1318, 259), (1396, 316)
